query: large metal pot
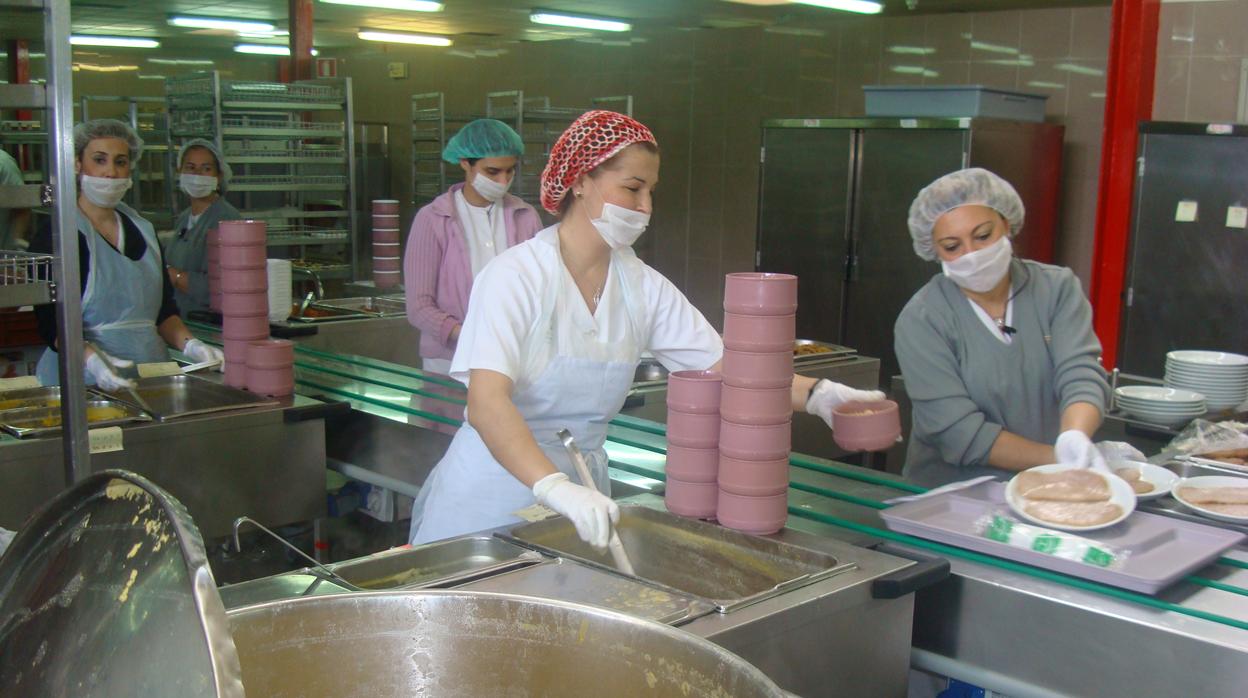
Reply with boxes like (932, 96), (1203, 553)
(227, 590), (786, 697)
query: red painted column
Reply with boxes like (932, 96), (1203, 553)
(289, 0), (314, 82)
(1089, 0), (1161, 370)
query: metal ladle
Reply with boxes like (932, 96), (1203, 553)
(232, 516), (360, 591)
(556, 429), (636, 575)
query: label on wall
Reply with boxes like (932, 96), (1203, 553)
(387, 62), (409, 79)
(316, 58), (338, 78)
(1175, 200), (1199, 223)
(1227, 206), (1248, 229)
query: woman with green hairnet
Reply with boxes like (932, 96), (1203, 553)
(404, 118), (542, 379)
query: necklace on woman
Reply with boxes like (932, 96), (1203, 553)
(592, 286), (603, 307)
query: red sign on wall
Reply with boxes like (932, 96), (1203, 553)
(316, 58), (337, 78)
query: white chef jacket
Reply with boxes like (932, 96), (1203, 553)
(450, 224), (723, 388)
(453, 189), (507, 277)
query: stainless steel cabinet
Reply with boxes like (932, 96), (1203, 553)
(757, 118), (1063, 383)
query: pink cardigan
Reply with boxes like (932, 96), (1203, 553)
(403, 183), (543, 361)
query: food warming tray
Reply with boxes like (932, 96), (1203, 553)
(879, 481), (1245, 594)
(326, 536), (543, 590)
(0, 398), (151, 438)
(312, 296), (405, 318)
(99, 374), (278, 421)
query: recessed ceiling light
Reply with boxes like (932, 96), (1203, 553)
(319, 0), (443, 11)
(169, 16), (276, 33)
(148, 58), (215, 65)
(529, 10), (631, 32)
(234, 44), (320, 56)
(357, 30), (453, 46)
(792, 0), (883, 14)
(70, 36), (161, 48)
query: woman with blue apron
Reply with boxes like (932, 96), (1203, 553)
(30, 119), (222, 390)
(165, 138), (240, 318)
(410, 111), (882, 549)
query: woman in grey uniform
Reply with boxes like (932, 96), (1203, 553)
(165, 139), (240, 317)
(894, 168), (1111, 487)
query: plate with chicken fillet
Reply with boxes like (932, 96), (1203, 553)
(1108, 460), (1180, 501)
(1006, 464), (1136, 532)
(1172, 476), (1248, 523)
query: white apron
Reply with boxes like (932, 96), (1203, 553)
(36, 203), (167, 385)
(409, 242), (648, 545)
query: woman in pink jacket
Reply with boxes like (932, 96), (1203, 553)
(405, 119), (543, 377)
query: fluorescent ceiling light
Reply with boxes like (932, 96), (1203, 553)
(792, 0), (883, 14)
(764, 26), (827, 38)
(73, 63), (139, 72)
(530, 11), (631, 32)
(70, 36), (160, 48)
(320, 0), (443, 10)
(234, 44), (320, 56)
(357, 30), (453, 46)
(970, 41), (1019, 55)
(169, 16), (275, 33)
(1055, 62), (1105, 77)
(139, 74), (167, 80)
(1026, 80), (1065, 90)
(238, 30), (290, 39)
(148, 58), (215, 65)
(887, 45), (936, 55)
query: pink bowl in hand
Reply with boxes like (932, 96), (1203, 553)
(832, 399), (901, 452)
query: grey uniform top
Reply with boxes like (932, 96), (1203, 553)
(0, 150), (23, 250)
(165, 196), (241, 317)
(895, 259), (1110, 488)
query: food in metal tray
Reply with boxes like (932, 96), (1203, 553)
(1199, 448), (1248, 466)
(1015, 469), (1111, 502)
(794, 342), (833, 356)
(1023, 500), (1124, 527)
(1115, 467), (1156, 495)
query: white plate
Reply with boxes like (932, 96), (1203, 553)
(1114, 386), (1206, 403)
(1171, 475), (1248, 523)
(1164, 372), (1248, 385)
(1115, 399), (1206, 411)
(1006, 464), (1136, 531)
(1107, 460), (1179, 501)
(1167, 350), (1248, 367)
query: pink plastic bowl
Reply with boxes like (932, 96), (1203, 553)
(246, 339), (294, 369)
(372, 214), (400, 229)
(209, 290), (221, 312)
(219, 268), (268, 293)
(246, 365), (294, 397)
(832, 399), (901, 452)
(372, 242), (400, 258)
(664, 444), (720, 483)
(666, 369), (723, 415)
(218, 220), (267, 246)
(718, 454), (789, 497)
(222, 314), (270, 341)
(718, 419), (791, 460)
(716, 490), (788, 535)
(223, 360), (247, 388)
(373, 270), (401, 289)
(719, 384), (791, 425)
(373, 229), (401, 244)
(371, 199), (399, 215)
(666, 408), (722, 449)
(665, 477), (719, 519)
(219, 291), (268, 318)
(723, 272), (797, 316)
(721, 349), (793, 389)
(218, 244), (267, 271)
(722, 313), (796, 353)
(373, 256), (401, 272)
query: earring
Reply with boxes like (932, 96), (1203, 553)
(574, 190), (582, 197)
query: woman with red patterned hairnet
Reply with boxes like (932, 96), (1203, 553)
(409, 111), (881, 548)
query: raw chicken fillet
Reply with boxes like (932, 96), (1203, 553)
(1015, 469), (1111, 502)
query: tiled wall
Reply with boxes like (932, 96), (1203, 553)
(339, 5), (1112, 329)
(1154, 0), (1248, 123)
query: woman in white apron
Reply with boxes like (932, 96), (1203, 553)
(31, 119), (222, 390)
(410, 111), (882, 548)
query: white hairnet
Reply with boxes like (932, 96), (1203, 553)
(907, 168), (1025, 261)
(73, 118), (144, 162)
(177, 138), (232, 194)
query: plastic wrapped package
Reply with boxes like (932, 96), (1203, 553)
(975, 512), (1131, 569)
(1162, 419), (1248, 464)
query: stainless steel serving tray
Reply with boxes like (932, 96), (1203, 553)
(502, 505), (855, 613)
(0, 398), (151, 438)
(286, 304), (370, 323)
(326, 536), (543, 590)
(313, 296), (405, 318)
(99, 374), (278, 421)
(1136, 460), (1248, 535)
(793, 339), (857, 364)
(0, 385), (66, 414)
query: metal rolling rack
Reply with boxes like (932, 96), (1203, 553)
(0, 0), (90, 484)
(79, 95), (176, 226)
(409, 91), (480, 208)
(165, 72), (358, 283)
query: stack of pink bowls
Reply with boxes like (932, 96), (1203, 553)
(664, 370), (722, 519)
(372, 199), (401, 289)
(246, 339), (294, 396)
(206, 229), (221, 312)
(218, 220), (270, 388)
(717, 272), (797, 535)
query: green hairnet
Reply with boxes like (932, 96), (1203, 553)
(441, 119), (524, 164)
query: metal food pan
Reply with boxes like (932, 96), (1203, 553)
(880, 481), (1245, 594)
(1137, 462), (1248, 534)
(0, 399), (151, 438)
(0, 386), (65, 415)
(287, 304), (369, 323)
(794, 339), (856, 363)
(314, 296), (405, 318)
(502, 505), (855, 613)
(99, 374), (278, 421)
(327, 536), (543, 590)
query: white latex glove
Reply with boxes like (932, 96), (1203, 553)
(805, 379), (886, 429)
(1054, 430), (1109, 472)
(1095, 441), (1147, 464)
(532, 472), (619, 550)
(183, 338), (224, 369)
(85, 350), (135, 392)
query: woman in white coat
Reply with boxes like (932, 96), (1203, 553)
(410, 111), (882, 548)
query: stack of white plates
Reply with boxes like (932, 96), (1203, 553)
(1114, 385), (1207, 427)
(1164, 350), (1248, 411)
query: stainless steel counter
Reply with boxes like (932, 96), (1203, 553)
(286, 314), (422, 367)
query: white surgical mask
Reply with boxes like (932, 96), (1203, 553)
(179, 173), (218, 199)
(941, 236), (1013, 293)
(472, 172), (509, 203)
(585, 179), (650, 249)
(80, 175), (132, 208)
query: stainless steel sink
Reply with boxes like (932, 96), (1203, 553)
(326, 536), (542, 589)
